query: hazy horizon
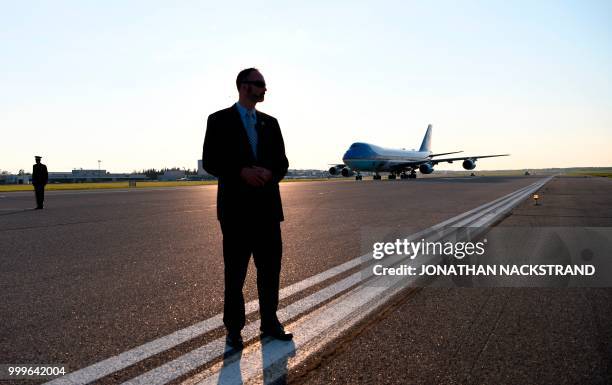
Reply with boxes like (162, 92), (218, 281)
(2, 1), (611, 174)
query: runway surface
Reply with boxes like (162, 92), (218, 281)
(0, 176), (548, 384)
(297, 176), (612, 385)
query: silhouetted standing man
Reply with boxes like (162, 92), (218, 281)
(202, 68), (291, 350)
(32, 156), (48, 209)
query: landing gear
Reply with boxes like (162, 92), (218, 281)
(388, 174), (396, 180)
(373, 173), (382, 180)
(355, 174), (363, 181)
(400, 170), (417, 179)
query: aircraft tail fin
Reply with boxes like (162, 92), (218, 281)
(419, 124), (433, 152)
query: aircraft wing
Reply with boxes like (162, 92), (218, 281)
(430, 154), (510, 165)
(429, 151), (463, 157)
(385, 154), (509, 172)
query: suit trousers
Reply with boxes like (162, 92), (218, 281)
(34, 184), (45, 208)
(220, 219), (282, 334)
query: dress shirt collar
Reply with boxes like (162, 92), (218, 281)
(235, 102), (256, 120)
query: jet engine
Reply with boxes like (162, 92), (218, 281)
(419, 163), (434, 174)
(341, 167), (354, 177)
(328, 166), (343, 175)
(462, 159), (476, 170)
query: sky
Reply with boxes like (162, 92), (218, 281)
(1, 0), (611, 173)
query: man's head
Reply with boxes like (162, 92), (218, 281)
(35, 156), (42, 164)
(236, 68), (266, 108)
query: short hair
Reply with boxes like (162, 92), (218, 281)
(236, 68), (259, 91)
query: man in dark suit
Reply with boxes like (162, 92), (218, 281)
(202, 68), (291, 350)
(32, 156), (48, 210)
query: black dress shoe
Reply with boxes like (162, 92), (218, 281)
(260, 328), (293, 341)
(226, 333), (244, 350)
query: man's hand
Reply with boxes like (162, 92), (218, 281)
(240, 167), (266, 187)
(253, 166), (273, 183)
(240, 167), (273, 187)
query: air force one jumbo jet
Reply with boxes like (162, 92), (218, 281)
(329, 125), (509, 180)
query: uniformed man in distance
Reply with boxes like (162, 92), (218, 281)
(32, 155), (48, 210)
(202, 68), (291, 350)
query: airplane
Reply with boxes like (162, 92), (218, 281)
(329, 124), (509, 180)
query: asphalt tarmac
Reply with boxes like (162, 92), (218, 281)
(0, 176), (549, 384)
(296, 176), (612, 385)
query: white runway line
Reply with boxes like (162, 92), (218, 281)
(43, 255), (362, 385)
(122, 272), (364, 385)
(128, 245), (434, 385)
(184, 261), (433, 385)
(452, 176), (551, 228)
(43, 177), (553, 385)
(133, 178), (554, 385)
(126, 237), (441, 385)
(182, 177), (554, 385)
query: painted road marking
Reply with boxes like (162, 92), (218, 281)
(180, 177), (553, 385)
(129, 178), (553, 385)
(122, 272), (364, 385)
(44, 177), (553, 385)
(44, 258), (362, 385)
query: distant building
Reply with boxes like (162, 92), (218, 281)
(286, 169), (329, 179)
(47, 169), (147, 183)
(0, 174), (30, 185)
(197, 160), (209, 176)
(0, 170), (150, 184)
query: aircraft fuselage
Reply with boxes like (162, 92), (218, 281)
(342, 142), (431, 172)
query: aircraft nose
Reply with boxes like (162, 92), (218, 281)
(342, 148), (353, 161)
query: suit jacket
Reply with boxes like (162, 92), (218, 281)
(202, 105), (289, 223)
(32, 163), (48, 186)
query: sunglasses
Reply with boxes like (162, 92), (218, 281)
(241, 80), (266, 88)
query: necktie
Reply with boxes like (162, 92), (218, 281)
(245, 111), (258, 158)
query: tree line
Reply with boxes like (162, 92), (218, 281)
(138, 167), (198, 180)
